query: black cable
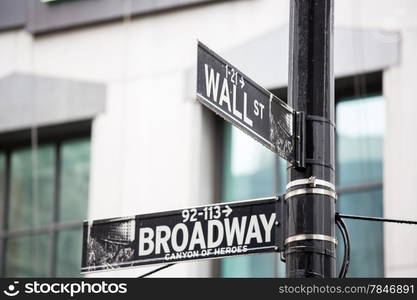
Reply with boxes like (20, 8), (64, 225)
(336, 217), (346, 277)
(339, 217), (350, 278)
(138, 263), (176, 278)
(336, 215), (350, 278)
(338, 214), (417, 225)
(335, 211), (417, 277)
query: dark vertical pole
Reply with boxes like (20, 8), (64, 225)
(285, 0), (336, 277)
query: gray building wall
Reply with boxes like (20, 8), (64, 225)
(0, 0), (26, 31)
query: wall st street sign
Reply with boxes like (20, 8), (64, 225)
(81, 197), (281, 273)
(197, 42), (302, 165)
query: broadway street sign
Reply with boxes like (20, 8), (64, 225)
(197, 42), (302, 165)
(81, 197), (281, 273)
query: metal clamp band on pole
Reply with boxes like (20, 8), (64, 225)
(286, 177), (335, 191)
(285, 234), (337, 245)
(284, 188), (337, 200)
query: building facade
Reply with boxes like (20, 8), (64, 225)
(0, 0), (416, 277)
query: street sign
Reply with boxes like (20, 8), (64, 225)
(197, 41), (298, 164)
(81, 197), (281, 273)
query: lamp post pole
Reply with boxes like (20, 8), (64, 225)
(285, 0), (336, 278)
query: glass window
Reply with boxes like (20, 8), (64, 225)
(220, 124), (283, 277)
(337, 190), (384, 276)
(1, 136), (91, 277)
(223, 123), (276, 201)
(5, 234), (51, 277)
(59, 139), (90, 222)
(336, 96), (384, 277)
(8, 145), (55, 230)
(56, 228), (83, 277)
(337, 97), (384, 186)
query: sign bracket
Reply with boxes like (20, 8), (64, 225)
(275, 195), (286, 253)
(294, 111), (306, 169)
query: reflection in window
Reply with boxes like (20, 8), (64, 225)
(337, 97), (384, 186)
(338, 190), (384, 276)
(1, 137), (91, 277)
(8, 145), (55, 230)
(56, 228), (83, 277)
(6, 234), (51, 277)
(336, 96), (384, 277)
(223, 123), (276, 201)
(220, 123), (281, 277)
(59, 139), (90, 222)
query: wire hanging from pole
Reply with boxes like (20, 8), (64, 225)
(336, 215), (350, 278)
(337, 213), (417, 225)
(138, 263), (176, 278)
(335, 212), (417, 278)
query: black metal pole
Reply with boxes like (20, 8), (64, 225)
(285, 0), (336, 277)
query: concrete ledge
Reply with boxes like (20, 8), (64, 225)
(222, 27), (400, 89)
(0, 73), (106, 133)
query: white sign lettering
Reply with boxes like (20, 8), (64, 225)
(204, 64), (256, 127)
(138, 213), (276, 257)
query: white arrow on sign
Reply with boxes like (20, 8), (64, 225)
(239, 76), (245, 88)
(222, 205), (233, 217)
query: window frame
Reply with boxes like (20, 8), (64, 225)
(335, 71), (383, 194)
(334, 73), (384, 277)
(0, 120), (91, 277)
